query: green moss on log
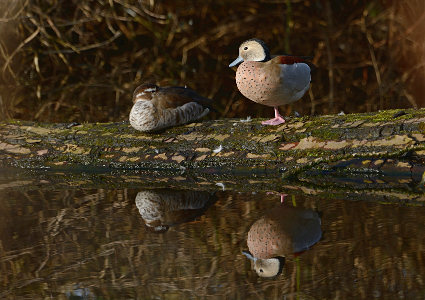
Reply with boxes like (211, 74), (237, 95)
(1, 109), (425, 180)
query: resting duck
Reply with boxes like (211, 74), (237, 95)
(229, 38), (312, 125)
(129, 83), (213, 132)
(134, 189), (216, 232)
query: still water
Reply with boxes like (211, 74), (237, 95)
(1, 183), (425, 299)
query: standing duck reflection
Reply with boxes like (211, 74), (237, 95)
(135, 189), (216, 232)
(243, 195), (322, 278)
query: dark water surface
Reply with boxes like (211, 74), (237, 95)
(1, 183), (425, 299)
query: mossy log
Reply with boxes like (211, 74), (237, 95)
(1, 108), (425, 182)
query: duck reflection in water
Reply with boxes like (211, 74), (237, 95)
(243, 194), (322, 278)
(135, 189), (216, 233)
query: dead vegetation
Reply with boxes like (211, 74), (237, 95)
(0, 0), (424, 122)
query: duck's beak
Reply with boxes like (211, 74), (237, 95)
(229, 56), (244, 67)
(242, 250), (257, 262)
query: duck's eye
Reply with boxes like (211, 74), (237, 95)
(260, 269), (263, 273)
(243, 46), (248, 50)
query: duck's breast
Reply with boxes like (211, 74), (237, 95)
(236, 61), (310, 106)
(235, 61), (282, 106)
(129, 100), (159, 132)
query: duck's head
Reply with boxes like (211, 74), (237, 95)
(229, 38), (271, 67)
(242, 250), (285, 278)
(132, 83), (159, 103)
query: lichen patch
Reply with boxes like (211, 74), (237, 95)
(119, 156), (128, 162)
(0, 142), (31, 154)
(37, 149), (48, 155)
(294, 137), (326, 150)
(396, 161), (411, 169)
(171, 155), (185, 163)
(122, 147), (141, 153)
(23, 126), (52, 135)
(323, 140), (349, 150)
(63, 144), (89, 155)
(411, 133), (425, 142)
(291, 122), (304, 129)
(246, 153), (271, 159)
(374, 159), (384, 166)
(178, 133), (203, 141)
(25, 139), (41, 143)
(195, 154), (207, 161)
(154, 153), (168, 160)
(216, 151), (234, 157)
(370, 135), (413, 148)
(280, 143), (297, 150)
(260, 134), (280, 143)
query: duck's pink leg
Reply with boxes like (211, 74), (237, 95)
(261, 107), (286, 125)
(280, 193), (288, 203)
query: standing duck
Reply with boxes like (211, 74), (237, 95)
(243, 199), (322, 277)
(129, 83), (213, 132)
(229, 39), (311, 125)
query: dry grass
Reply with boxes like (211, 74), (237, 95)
(0, 0), (424, 122)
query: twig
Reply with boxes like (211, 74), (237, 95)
(309, 87), (315, 115)
(113, 0), (168, 24)
(0, 0), (29, 23)
(362, 13), (384, 110)
(1, 27), (40, 75)
(41, 31), (122, 54)
(403, 90), (418, 109)
(324, 0), (335, 113)
(0, 42), (16, 79)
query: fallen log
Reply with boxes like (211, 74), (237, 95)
(1, 108), (425, 180)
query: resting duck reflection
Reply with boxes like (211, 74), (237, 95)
(129, 83), (213, 132)
(135, 189), (216, 232)
(243, 195), (322, 278)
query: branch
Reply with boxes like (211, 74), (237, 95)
(1, 109), (425, 180)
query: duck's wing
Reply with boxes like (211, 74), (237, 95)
(274, 54), (317, 70)
(156, 86), (215, 110)
(267, 56), (311, 93)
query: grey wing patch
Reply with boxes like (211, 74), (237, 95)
(280, 63), (311, 93)
(159, 102), (209, 129)
(291, 210), (322, 253)
(277, 63), (311, 102)
(180, 102), (210, 122)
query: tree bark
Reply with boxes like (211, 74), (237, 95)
(1, 108), (425, 180)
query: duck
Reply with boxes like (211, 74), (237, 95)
(229, 38), (312, 125)
(135, 189), (216, 232)
(129, 83), (213, 132)
(243, 195), (322, 277)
